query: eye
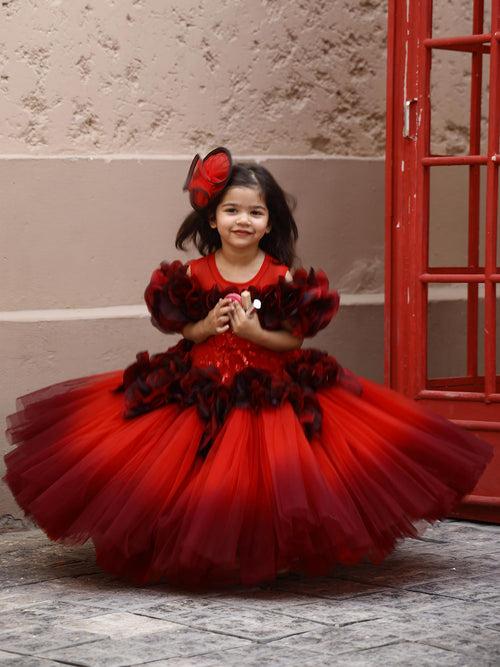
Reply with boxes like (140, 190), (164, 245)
(252, 210), (264, 216)
(224, 207), (237, 213)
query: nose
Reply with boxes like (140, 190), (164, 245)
(236, 213), (250, 225)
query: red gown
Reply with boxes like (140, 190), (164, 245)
(3, 253), (494, 589)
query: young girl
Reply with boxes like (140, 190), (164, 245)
(3, 147), (494, 589)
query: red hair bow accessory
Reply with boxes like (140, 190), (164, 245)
(183, 146), (233, 210)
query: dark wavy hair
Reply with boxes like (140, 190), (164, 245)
(175, 161), (298, 267)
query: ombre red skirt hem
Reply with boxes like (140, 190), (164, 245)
(3, 364), (493, 589)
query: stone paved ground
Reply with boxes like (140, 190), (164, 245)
(0, 519), (499, 666)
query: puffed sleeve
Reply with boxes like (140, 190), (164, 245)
(258, 267), (340, 337)
(144, 260), (207, 334)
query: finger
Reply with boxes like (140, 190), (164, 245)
(218, 305), (234, 315)
(216, 324), (230, 333)
(241, 290), (251, 310)
(218, 315), (229, 325)
(234, 302), (246, 317)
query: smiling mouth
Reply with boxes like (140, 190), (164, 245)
(232, 230), (252, 235)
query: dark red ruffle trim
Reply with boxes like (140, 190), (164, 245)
(113, 340), (362, 457)
(144, 261), (340, 338)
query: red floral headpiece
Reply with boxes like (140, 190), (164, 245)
(182, 146), (233, 210)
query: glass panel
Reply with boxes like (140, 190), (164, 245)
(480, 52), (491, 157)
(497, 171), (500, 271)
(479, 164), (500, 269)
(429, 166), (469, 267)
(432, 0), (491, 36)
(478, 164), (487, 267)
(427, 283), (468, 380)
(484, 1), (492, 35)
(430, 48), (489, 157)
(497, 284), (500, 383)
(476, 282), (485, 377)
(476, 283), (500, 381)
(432, 1), (474, 36)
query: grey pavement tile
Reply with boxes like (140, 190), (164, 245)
(58, 611), (189, 638)
(256, 599), (383, 627)
(483, 595), (500, 608)
(0, 576), (214, 618)
(0, 530), (47, 551)
(261, 589), (460, 627)
(0, 652), (64, 666)
(0, 599), (117, 630)
(400, 600), (500, 627)
(422, 627), (500, 662)
(326, 588), (460, 612)
(53, 581), (207, 611)
(1, 521), (499, 666)
(0, 540), (94, 561)
(145, 644), (337, 666)
(442, 523), (500, 539)
(0, 574), (119, 609)
(437, 520), (500, 534)
(338, 640), (475, 667)
(484, 620), (500, 633)
(396, 538), (500, 559)
(334, 564), (486, 588)
(37, 628), (251, 666)
(0, 623), (109, 654)
(136, 600), (325, 642)
(269, 618), (404, 654)
(405, 574), (500, 601)
(363, 611), (481, 641)
(452, 601), (500, 626)
(208, 589), (334, 611)
(0, 559), (103, 589)
(259, 576), (390, 599)
(327, 551), (483, 588)
(461, 552), (500, 570)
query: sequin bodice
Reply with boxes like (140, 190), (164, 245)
(190, 331), (287, 384)
(189, 253), (290, 383)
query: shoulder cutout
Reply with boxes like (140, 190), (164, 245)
(186, 263), (191, 276)
(284, 270), (293, 283)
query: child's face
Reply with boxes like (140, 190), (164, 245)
(210, 186), (270, 252)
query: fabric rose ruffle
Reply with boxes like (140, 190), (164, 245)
(113, 342), (362, 458)
(144, 260), (340, 338)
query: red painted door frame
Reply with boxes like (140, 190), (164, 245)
(386, 0), (500, 522)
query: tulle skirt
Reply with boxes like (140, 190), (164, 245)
(3, 368), (493, 588)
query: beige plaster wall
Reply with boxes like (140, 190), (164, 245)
(1, 0), (489, 520)
(0, 0), (388, 156)
(1, 0), (390, 518)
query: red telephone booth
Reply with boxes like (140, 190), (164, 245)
(386, 0), (500, 522)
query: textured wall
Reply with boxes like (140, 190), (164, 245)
(431, 0), (492, 155)
(2, 0), (491, 520)
(0, 0), (388, 156)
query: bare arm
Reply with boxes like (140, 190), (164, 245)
(181, 320), (212, 344)
(183, 266), (303, 349)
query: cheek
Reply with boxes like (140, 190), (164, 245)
(214, 214), (229, 228)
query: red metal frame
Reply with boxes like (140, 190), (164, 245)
(386, 0), (500, 521)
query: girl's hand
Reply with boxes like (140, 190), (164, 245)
(203, 298), (233, 336)
(228, 301), (264, 343)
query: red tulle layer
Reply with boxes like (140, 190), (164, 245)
(3, 370), (493, 589)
